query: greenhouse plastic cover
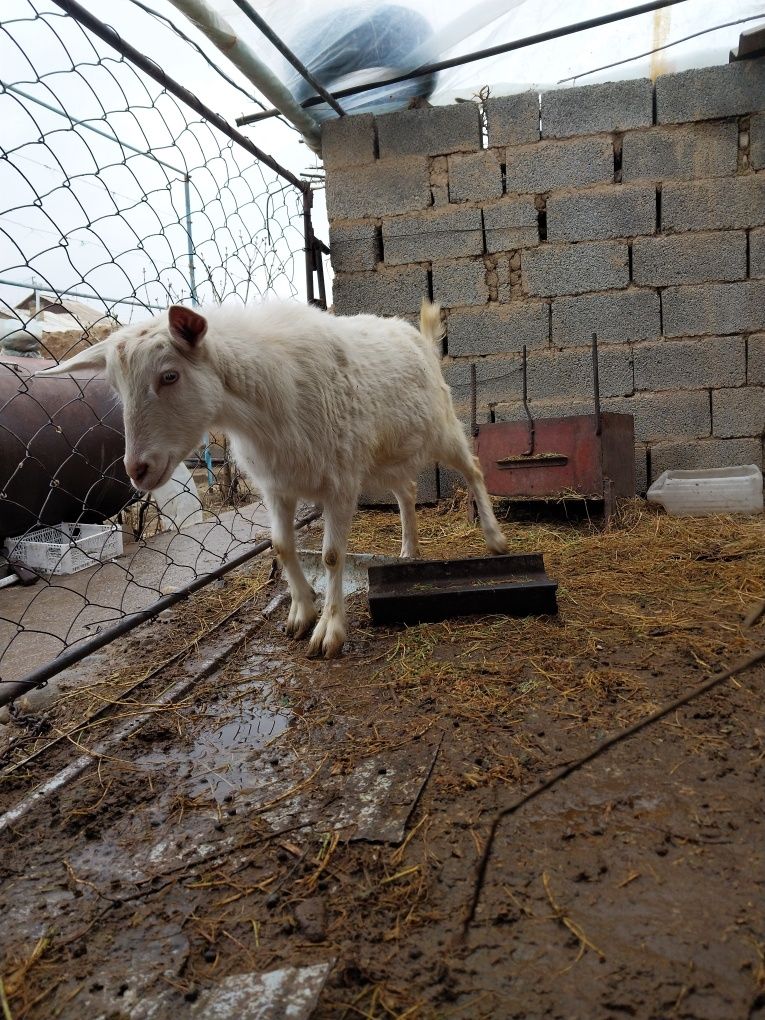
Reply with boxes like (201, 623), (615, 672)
(218, 0), (765, 120)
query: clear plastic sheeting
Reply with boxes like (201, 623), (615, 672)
(219, 0), (765, 118)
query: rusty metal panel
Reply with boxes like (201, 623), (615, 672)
(475, 413), (635, 502)
(600, 412), (636, 498)
(368, 553), (558, 625)
(476, 416), (604, 498)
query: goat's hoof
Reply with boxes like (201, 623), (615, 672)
(488, 533), (509, 555)
(286, 600), (317, 639)
(307, 617), (346, 659)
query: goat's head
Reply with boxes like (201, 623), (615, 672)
(39, 306), (223, 491)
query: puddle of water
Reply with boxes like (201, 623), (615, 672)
(135, 649), (291, 803)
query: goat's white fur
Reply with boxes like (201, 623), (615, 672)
(39, 300), (508, 657)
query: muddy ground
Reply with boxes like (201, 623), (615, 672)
(0, 502), (764, 1019)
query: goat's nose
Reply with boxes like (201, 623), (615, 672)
(126, 458), (150, 486)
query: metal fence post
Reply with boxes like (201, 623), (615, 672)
(183, 172), (214, 487)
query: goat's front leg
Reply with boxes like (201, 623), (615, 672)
(307, 497), (355, 659)
(269, 492), (317, 638)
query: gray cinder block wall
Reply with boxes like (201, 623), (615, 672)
(323, 59), (765, 497)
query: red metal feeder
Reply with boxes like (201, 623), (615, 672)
(469, 334), (635, 523)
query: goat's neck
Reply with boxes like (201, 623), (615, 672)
(207, 336), (281, 448)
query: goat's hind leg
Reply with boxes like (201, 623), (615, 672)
(438, 425), (508, 554)
(308, 496), (355, 659)
(393, 478), (419, 558)
(269, 492), (317, 638)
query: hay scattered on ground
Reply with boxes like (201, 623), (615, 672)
(2, 500), (765, 1019)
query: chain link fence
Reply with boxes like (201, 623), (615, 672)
(0, 0), (324, 703)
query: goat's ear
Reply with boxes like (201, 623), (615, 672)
(168, 305), (207, 350)
(36, 343), (108, 376)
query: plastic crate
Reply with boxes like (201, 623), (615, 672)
(3, 522), (123, 575)
(647, 465), (764, 517)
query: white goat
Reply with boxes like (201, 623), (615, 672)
(40, 301), (508, 658)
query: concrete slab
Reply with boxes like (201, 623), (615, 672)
(0, 502), (271, 684)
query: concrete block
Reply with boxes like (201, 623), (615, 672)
(383, 207), (483, 265)
(553, 289), (661, 346)
(546, 183), (655, 242)
(609, 390), (710, 442)
(360, 465), (438, 507)
(634, 444), (648, 494)
(656, 57), (765, 124)
(485, 91), (540, 146)
(634, 336), (745, 391)
(332, 266), (428, 317)
(442, 356), (521, 412)
(622, 122), (738, 182)
(661, 176), (765, 233)
(662, 280), (765, 337)
(492, 396), (594, 422)
(748, 334), (765, 384)
(376, 103), (481, 158)
(751, 227), (765, 278)
(438, 465), (468, 500)
(432, 260), (489, 307)
(326, 157), (430, 219)
(329, 222), (380, 273)
(448, 150), (503, 203)
(650, 437), (762, 479)
(541, 78), (653, 138)
(321, 114), (376, 169)
(527, 345), (633, 400)
(483, 198), (539, 252)
(447, 303), (549, 356)
(522, 241), (629, 297)
(632, 231), (747, 287)
(712, 386), (765, 438)
(504, 136), (613, 195)
(752, 112), (765, 170)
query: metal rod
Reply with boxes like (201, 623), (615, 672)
(229, 0), (346, 118)
(522, 344), (535, 457)
(50, 0), (309, 191)
(470, 362), (478, 438)
(0, 277), (168, 312)
(236, 0), (689, 127)
(2, 82), (187, 175)
(314, 240), (327, 310)
(303, 189), (315, 305)
(182, 176), (198, 307)
(164, 0), (322, 150)
(0, 506), (321, 708)
(592, 332), (602, 436)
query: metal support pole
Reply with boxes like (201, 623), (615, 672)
(230, 0), (346, 118)
(50, 0), (309, 192)
(315, 241), (327, 310)
(165, 0), (322, 150)
(470, 363), (478, 438)
(303, 189), (316, 305)
(592, 332), (602, 436)
(237, 0), (689, 127)
(182, 175), (198, 307)
(522, 344), (535, 456)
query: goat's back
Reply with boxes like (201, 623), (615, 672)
(209, 302), (456, 497)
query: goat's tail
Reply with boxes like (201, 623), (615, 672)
(419, 299), (445, 350)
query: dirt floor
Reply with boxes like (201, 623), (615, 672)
(0, 500), (764, 1019)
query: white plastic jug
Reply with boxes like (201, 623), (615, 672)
(647, 465), (764, 517)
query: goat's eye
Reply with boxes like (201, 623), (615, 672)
(160, 370), (179, 386)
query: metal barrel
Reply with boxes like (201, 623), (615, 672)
(0, 357), (132, 540)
